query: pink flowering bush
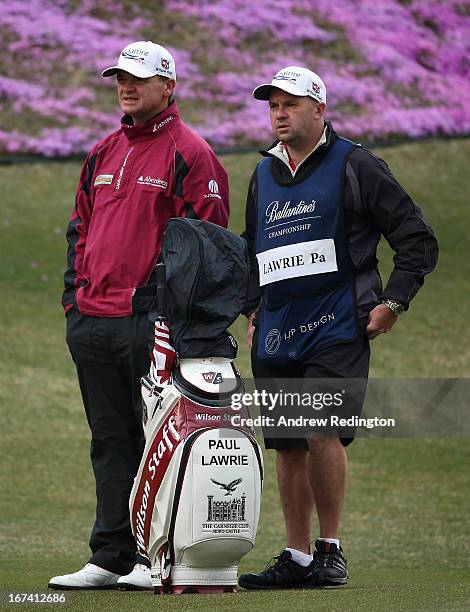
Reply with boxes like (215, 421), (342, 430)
(1, 0), (469, 155)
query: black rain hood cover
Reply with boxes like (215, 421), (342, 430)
(161, 218), (250, 359)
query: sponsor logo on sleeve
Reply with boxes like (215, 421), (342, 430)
(208, 180), (219, 194)
(204, 179), (223, 200)
(94, 174), (114, 186)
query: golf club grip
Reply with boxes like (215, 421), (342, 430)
(155, 262), (167, 319)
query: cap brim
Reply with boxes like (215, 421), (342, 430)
(253, 84), (275, 100)
(253, 81), (321, 101)
(102, 59), (157, 79)
(253, 82), (308, 100)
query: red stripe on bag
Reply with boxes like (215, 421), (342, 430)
(131, 412), (182, 556)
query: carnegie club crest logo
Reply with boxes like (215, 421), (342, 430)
(161, 58), (170, 70)
(207, 493), (246, 522)
(202, 478), (250, 532)
(265, 328), (281, 354)
(210, 477), (242, 496)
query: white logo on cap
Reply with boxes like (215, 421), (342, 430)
(208, 180), (219, 194)
(274, 75), (298, 84)
(122, 49), (149, 60)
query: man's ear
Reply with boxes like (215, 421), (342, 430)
(164, 79), (176, 99)
(313, 101), (326, 117)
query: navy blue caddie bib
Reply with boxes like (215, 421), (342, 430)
(255, 137), (359, 363)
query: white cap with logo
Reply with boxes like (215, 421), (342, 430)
(253, 66), (326, 103)
(102, 41), (176, 80)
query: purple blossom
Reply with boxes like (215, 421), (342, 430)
(1, 0), (470, 155)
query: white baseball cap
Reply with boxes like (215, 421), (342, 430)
(102, 41), (176, 80)
(253, 66), (326, 103)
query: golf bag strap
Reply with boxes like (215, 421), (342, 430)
(162, 428), (208, 590)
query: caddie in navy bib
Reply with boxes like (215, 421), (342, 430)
(255, 137), (359, 363)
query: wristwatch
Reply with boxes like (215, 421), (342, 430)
(382, 299), (406, 315)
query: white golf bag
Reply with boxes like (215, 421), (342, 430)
(129, 219), (263, 594)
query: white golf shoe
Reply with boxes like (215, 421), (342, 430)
(48, 563), (120, 590)
(116, 563), (153, 591)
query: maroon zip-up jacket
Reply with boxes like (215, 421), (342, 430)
(62, 102), (229, 317)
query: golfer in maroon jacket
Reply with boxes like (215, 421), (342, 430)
(49, 41), (229, 591)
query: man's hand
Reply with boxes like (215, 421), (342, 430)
(366, 303), (398, 340)
(247, 312), (256, 349)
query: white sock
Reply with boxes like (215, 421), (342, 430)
(317, 537), (340, 548)
(285, 548), (313, 567)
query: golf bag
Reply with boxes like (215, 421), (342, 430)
(129, 219), (264, 594)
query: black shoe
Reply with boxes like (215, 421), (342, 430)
(238, 550), (314, 590)
(310, 539), (348, 586)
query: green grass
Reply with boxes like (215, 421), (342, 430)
(1, 139), (470, 611)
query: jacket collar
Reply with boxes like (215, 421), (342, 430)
(260, 120), (335, 161)
(267, 125), (328, 177)
(120, 101), (180, 141)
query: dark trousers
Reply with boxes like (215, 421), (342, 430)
(252, 326), (371, 449)
(66, 309), (153, 575)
